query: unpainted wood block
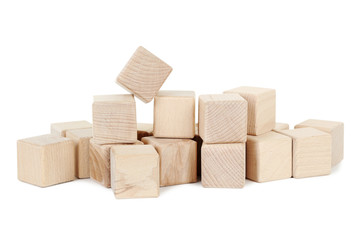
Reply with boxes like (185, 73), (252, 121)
(273, 122), (289, 131)
(201, 143), (245, 188)
(295, 119), (344, 166)
(116, 46), (173, 103)
(66, 128), (93, 179)
(17, 134), (75, 187)
(193, 123), (202, 177)
(224, 86), (276, 136)
(111, 145), (160, 199)
(247, 131), (292, 182)
(153, 91), (195, 138)
(198, 94), (247, 144)
(141, 137), (197, 187)
(137, 123), (153, 141)
(51, 120), (92, 137)
(89, 139), (143, 188)
(92, 94), (137, 145)
(276, 128), (331, 178)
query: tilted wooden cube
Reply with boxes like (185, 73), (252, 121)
(201, 143), (245, 188)
(111, 145), (160, 199)
(51, 120), (92, 137)
(142, 137), (197, 187)
(153, 91), (195, 138)
(17, 134), (75, 187)
(295, 119), (344, 166)
(137, 123), (153, 141)
(198, 94), (247, 144)
(92, 94), (137, 145)
(247, 131), (292, 182)
(273, 122), (289, 131)
(66, 128), (93, 179)
(116, 46), (173, 103)
(276, 128), (331, 178)
(224, 86), (276, 136)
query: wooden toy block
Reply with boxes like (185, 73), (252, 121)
(141, 137), (197, 187)
(153, 91), (195, 138)
(224, 86), (276, 136)
(247, 132), (292, 182)
(92, 94), (137, 145)
(198, 94), (247, 144)
(276, 128), (331, 178)
(137, 123), (153, 141)
(116, 46), (173, 103)
(110, 145), (160, 199)
(51, 120), (92, 137)
(295, 119), (344, 166)
(17, 134), (75, 187)
(89, 139), (143, 188)
(273, 122), (289, 131)
(65, 128), (93, 179)
(201, 143), (245, 188)
(193, 123), (202, 177)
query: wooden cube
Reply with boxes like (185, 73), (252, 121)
(198, 94), (247, 144)
(116, 46), (173, 103)
(110, 145), (160, 199)
(247, 132), (292, 182)
(273, 122), (289, 131)
(51, 120), (92, 137)
(66, 128), (93, 179)
(224, 86), (276, 136)
(17, 134), (75, 187)
(137, 123), (153, 141)
(276, 128), (331, 178)
(92, 94), (137, 145)
(201, 143), (245, 188)
(153, 91), (195, 138)
(295, 119), (344, 166)
(193, 123), (203, 177)
(142, 137), (197, 186)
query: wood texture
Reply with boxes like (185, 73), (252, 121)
(142, 137), (197, 186)
(65, 128), (93, 179)
(201, 143), (245, 188)
(247, 131), (292, 182)
(193, 123), (202, 177)
(273, 122), (289, 131)
(224, 86), (276, 136)
(17, 134), (75, 187)
(137, 123), (153, 140)
(153, 90), (195, 138)
(92, 94), (137, 144)
(116, 46), (173, 103)
(51, 120), (92, 137)
(110, 145), (160, 199)
(295, 119), (344, 166)
(198, 94), (247, 144)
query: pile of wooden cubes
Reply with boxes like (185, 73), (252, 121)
(17, 46), (344, 199)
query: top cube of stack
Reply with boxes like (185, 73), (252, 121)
(116, 46), (173, 103)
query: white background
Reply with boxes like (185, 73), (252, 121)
(1, 1), (359, 239)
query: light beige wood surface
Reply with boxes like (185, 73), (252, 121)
(110, 145), (160, 199)
(201, 143), (245, 188)
(51, 120), (92, 137)
(247, 131), (292, 182)
(273, 122), (289, 131)
(92, 94), (137, 144)
(116, 46), (173, 103)
(142, 137), (197, 186)
(153, 90), (195, 138)
(17, 134), (75, 187)
(137, 123), (153, 140)
(224, 86), (275, 136)
(198, 94), (247, 144)
(275, 128), (331, 178)
(66, 128), (93, 179)
(295, 119), (344, 166)
(193, 123), (202, 177)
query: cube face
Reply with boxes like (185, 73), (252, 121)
(92, 94), (137, 144)
(110, 145), (159, 199)
(224, 86), (275, 136)
(137, 123), (153, 140)
(247, 132), (292, 182)
(116, 46), (173, 103)
(201, 143), (245, 188)
(199, 94), (247, 144)
(273, 122), (289, 131)
(51, 120), (92, 137)
(153, 91), (195, 138)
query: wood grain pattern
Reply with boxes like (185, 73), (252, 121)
(201, 143), (245, 188)
(116, 46), (173, 103)
(137, 123), (153, 140)
(198, 94), (247, 144)
(153, 91), (195, 138)
(17, 134), (75, 187)
(273, 122), (289, 131)
(110, 145), (159, 199)
(51, 120), (92, 137)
